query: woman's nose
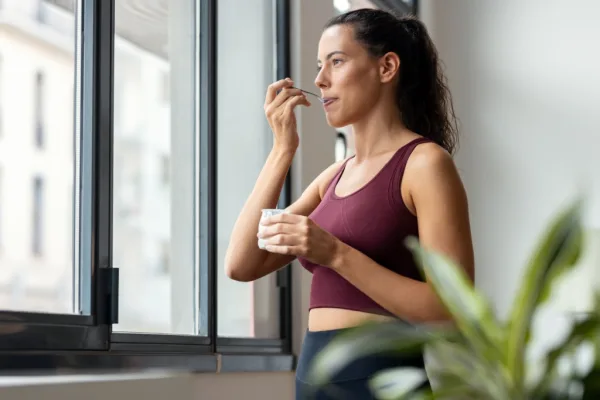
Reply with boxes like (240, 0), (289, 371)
(314, 69), (328, 90)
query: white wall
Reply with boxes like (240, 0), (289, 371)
(419, 0), (600, 358)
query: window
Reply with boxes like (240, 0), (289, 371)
(32, 176), (44, 256)
(0, 0), (76, 315)
(34, 71), (45, 148)
(110, 0), (293, 352)
(112, 0), (197, 336)
(0, 0), (295, 373)
(217, 0), (283, 339)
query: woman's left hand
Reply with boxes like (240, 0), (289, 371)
(258, 213), (343, 267)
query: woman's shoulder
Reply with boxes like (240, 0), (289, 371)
(406, 139), (454, 173)
(403, 139), (464, 201)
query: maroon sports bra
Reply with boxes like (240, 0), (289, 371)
(297, 137), (431, 316)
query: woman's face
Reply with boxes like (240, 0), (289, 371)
(315, 24), (383, 128)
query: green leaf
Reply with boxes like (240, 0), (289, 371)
(307, 321), (453, 388)
(506, 199), (584, 389)
(428, 383), (481, 400)
(581, 365), (600, 399)
(426, 367), (487, 399)
(531, 316), (600, 399)
(368, 367), (428, 400)
(590, 291), (600, 366)
(405, 238), (503, 363)
(427, 339), (510, 400)
(400, 389), (437, 400)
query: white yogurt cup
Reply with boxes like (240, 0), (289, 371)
(258, 208), (288, 249)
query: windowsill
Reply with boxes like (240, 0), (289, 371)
(219, 353), (295, 373)
(0, 371), (185, 388)
(0, 352), (295, 382)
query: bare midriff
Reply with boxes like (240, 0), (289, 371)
(307, 307), (395, 331)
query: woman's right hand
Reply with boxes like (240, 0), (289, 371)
(264, 78), (311, 153)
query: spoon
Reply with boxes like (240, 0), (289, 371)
(293, 87), (325, 103)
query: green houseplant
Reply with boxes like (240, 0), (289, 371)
(308, 199), (600, 399)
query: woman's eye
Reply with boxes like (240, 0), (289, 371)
(316, 59), (342, 71)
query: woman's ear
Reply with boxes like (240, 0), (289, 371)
(379, 52), (400, 83)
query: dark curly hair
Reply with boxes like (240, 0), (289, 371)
(324, 9), (459, 154)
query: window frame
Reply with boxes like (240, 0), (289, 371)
(0, 0), (296, 373)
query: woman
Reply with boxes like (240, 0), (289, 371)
(224, 9), (474, 399)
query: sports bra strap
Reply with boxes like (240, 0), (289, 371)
(322, 156), (353, 199)
(390, 137), (433, 207)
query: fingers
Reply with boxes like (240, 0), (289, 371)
(270, 87), (306, 109)
(261, 233), (302, 247)
(263, 244), (301, 256)
(258, 222), (295, 239)
(265, 78), (294, 105)
(284, 93), (311, 110)
(265, 94), (309, 124)
(261, 212), (305, 226)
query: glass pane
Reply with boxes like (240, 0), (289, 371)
(217, 0), (280, 338)
(113, 0), (197, 335)
(0, 0), (79, 314)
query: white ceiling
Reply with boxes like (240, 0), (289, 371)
(49, 0), (169, 59)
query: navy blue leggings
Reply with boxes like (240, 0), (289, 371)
(295, 328), (430, 400)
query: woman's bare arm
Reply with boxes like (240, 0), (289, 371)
(225, 156), (344, 282)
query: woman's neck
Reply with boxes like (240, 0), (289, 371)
(350, 106), (411, 162)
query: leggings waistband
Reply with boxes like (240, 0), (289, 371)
(296, 326), (426, 383)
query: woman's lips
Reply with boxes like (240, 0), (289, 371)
(322, 98), (337, 108)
